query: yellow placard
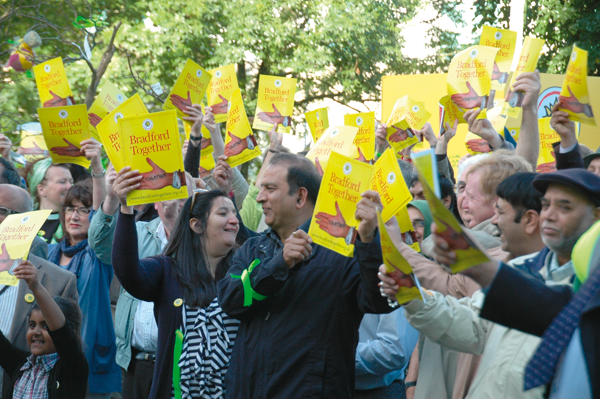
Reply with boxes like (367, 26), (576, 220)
(369, 148), (412, 222)
(253, 75), (297, 133)
(163, 59), (212, 123)
(33, 57), (74, 108)
(345, 111), (376, 162)
(447, 45), (499, 119)
(224, 89), (261, 168)
(410, 148), (441, 198)
(414, 167), (489, 273)
(19, 129), (48, 158)
(378, 211), (423, 304)
(97, 94), (149, 171)
(479, 25), (517, 91)
(502, 36), (545, 118)
(88, 81), (127, 141)
(537, 118), (559, 173)
(0, 210), (52, 286)
(466, 93), (507, 155)
(385, 96), (430, 154)
(119, 110), (187, 205)
(207, 64), (239, 124)
(308, 152), (373, 257)
(559, 45), (595, 126)
(305, 108), (329, 143)
(38, 104), (91, 168)
(395, 206), (420, 253)
(438, 94), (466, 134)
(200, 152), (216, 175)
(305, 125), (359, 176)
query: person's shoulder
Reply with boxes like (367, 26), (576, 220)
(29, 254), (75, 279)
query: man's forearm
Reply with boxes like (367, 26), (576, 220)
(515, 106), (540, 168)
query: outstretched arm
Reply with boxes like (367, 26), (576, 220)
(513, 71), (541, 169)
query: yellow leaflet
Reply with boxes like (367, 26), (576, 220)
(377, 211), (423, 304)
(507, 127), (520, 142)
(417, 169), (489, 273)
(395, 206), (420, 253)
(163, 59), (212, 123)
(97, 94), (148, 171)
(253, 75), (297, 133)
(369, 148), (412, 222)
(537, 117), (560, 173)
(438, 95), (466, 134)
(466, 93), (507, 155)
(447, 45), (499, 119)
(305, 108), (329, 143)
(225, 89), (261, 168)
(207, 64), (239, 124)
(385, 96), (430, 155)
(119, 110), (187, 206)
(308, 152), (373, 257)
(88, 81), (127, 142)
(345, 112), (375, 162)
(33, 57), (74, 108)
(19, 130), (48, 159)
(479, 26), (517, 91)
(0, 210), (51, 286)
(200, 152), (216, 174)
(559, 45), (596, 126)
(305, 125), (359, 176)
(38, 105), (91, 168)
(502, 37), (545, 118)
(410, 148), (441, 198)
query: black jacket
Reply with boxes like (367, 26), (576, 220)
(218, 221), (391, 398)
(480, 263), (600, 398)
(0, 324), (88, 399)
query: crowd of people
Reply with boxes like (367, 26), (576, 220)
(0, 68), (599, 399)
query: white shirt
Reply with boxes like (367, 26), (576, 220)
(0, 284), (19, 336)
(549, 329), (592, 399)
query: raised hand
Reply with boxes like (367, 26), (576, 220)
(113, 167), (143, 207)
(224, 131), (256, 157)
(43, 90), (74, 107)
(88, 112), (103, 127)
(386, 259), (416, 289)
(559, 86), (594, 117)
(388, 126), (413, 143)
(510, 70), (541, 111)
(0, 134), (13, 159)
(211, 94), (229, 116)
(139, 158), (186, 191)
(257, 104), (291, 127)
(375, 123), (390, 154)
(80, 138), (102, 161)
(283, 230), (313, 268)
(356, 191), (382, 243)
(0, 242), (15, 273)
(464, 108), (500, 149)
(465, 138), (491, 153)
(315, 202), (354, 241)
(213, 155), (234, 193)
(267, 123), (283, 149)
(550, 102), (577, 148)
(451, 81), (485, 110)
(183, 104), (204, 141)
(203, 106), (218, 133)
(170, 91), (193, 114)
(50, 138), (82, 157)
(491, 62), (508, 84)
(12, 260), (39, 290)
(314, 157), (324, 176)
(414, 122), (437, 148)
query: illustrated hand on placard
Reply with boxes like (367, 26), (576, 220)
(169, 91), (193, 114)
(315, 202), (357, 244)
(388, 126), (414, 143)
(138, 158), (186, 191)
(560, 86), (594, 118)
(88, 112), (103, 127)
(211, 94), (229, 115)
(465, 138), (491, 154)
(450, 82), (486, 110)
(50, 138), (81, 157)
(491, 62), (508, 84)
(0, 243), (15, 273)
(257, 104), (292, 127)
(43, 90), (74, 108)
(224, 131), (258, 157)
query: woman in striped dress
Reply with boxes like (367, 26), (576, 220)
(111, 172), (245, 399)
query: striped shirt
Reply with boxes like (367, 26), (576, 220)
(0, 284), (19, 336)
(174, 297), (239, 399)
(13, 352), (60, 399)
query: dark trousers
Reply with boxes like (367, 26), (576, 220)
(121, 348), (155, 399)
(355, 380), (406, 399)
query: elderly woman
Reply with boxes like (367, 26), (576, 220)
(47, 139), (121, 398)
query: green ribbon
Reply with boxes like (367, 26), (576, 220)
(172, 329), (184, 399)
(231, 259), (267, 307)
(72, 16), (108, 29)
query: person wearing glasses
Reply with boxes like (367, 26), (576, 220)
(47, 139), (122, 399)
(109, 156), (244, 399)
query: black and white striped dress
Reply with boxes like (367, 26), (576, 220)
(174, 297), (240, 399)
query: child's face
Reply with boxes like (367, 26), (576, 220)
(26, 310), (56, 356)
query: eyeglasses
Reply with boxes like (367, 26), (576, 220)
(0, 206), (19, 217)
(412, 220), (425, 229)
(64, 206), (91, 216)
(190, 189), (209, 211)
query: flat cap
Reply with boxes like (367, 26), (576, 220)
(583, 152), (600, 169)
(532, 168), (600, 206)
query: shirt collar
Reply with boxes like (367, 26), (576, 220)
(21, 352), (60, 373)
(545, 251), (575, 282)
(156, 221), (169, 251)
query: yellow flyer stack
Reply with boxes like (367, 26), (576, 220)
(33, 57), (74, 107)
(306, 126), (359, 176)
(224, 89), (261, 168)
(119, 110), (187, 205)
(345, 112), (375, 162)
(559, 45), (596, 126)
(0, 210), (51, 286)
(97, 94), (149, 171)
(253, 75), (297, 133)
(385, 96), (431, 154)
(479, 26), (517, 91)
(305, 108), (329, 142)
(207, 64), (239, 123)
(163, 59), (212, 122)
(38, 104), (91, 167)
(88, 81), (127, 141)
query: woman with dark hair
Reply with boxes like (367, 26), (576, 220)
(47, 139), (121, 398)
(110, 163), (244, 399)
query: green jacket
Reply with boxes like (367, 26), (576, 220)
(89, 203), (163, 370)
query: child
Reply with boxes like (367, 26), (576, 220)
(0, 260), (88, 398)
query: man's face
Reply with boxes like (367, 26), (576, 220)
(410, 181), (425, 201)
(0, 187), (20, 223)
(156, 198), (188, 226)
(491, 198), (525, 253)
(540, 183), (597, 259)
(587, 157), (600, 177)
(461, 170), (496, 228)
(256, 164), (298, 236)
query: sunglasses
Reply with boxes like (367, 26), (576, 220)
(190, 189), (209, 211)
(0, 206), (19, 217)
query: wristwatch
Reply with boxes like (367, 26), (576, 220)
(189, 135), (202, 141)
(405, 381), (417, 388)
(91, 169), (106, 178)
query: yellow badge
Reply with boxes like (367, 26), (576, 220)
(174, 298), (183, 307)
(25, 294), (35, 303)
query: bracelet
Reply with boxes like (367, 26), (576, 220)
(405, 381), (417, 388)
(91, 169), (106, 178)
(189, 135), (202, 142)
(375, 151), (383, 158)
(268, 149), (279, 154)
